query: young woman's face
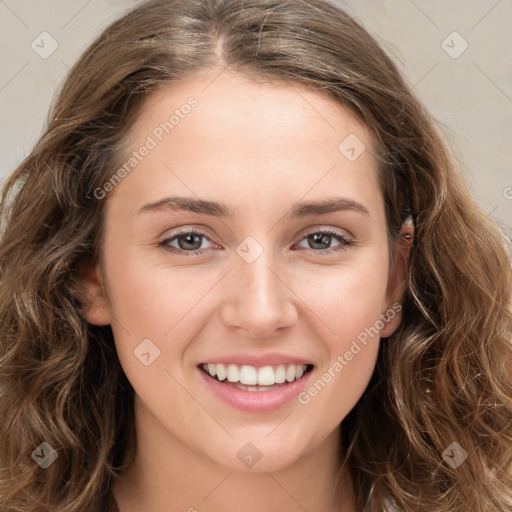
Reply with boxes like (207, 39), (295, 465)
(82, 70), (407, 472)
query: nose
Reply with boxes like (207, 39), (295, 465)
(219, 249), (298, 338)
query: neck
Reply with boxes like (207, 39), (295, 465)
(110, 396), (356, 512)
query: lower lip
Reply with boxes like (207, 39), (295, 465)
(198, 367), (313, 413)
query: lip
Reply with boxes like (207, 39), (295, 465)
(198, 363), (314, 413)
(200, 352), (312, 367)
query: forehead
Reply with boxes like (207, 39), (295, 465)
(129, 70), (375, 152)
(109, 70), (382, 215)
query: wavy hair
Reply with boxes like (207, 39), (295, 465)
(1, 0), (511, 510)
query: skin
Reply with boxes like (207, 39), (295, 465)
(78, 69), (413, 512)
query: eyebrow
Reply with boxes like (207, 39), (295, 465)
(138, 196), (370, 218)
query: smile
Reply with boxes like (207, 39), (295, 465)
(200, 363), (313, 389)
(198, 362), (314, 412)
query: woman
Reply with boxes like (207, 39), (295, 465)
(1, 1), (511, 511)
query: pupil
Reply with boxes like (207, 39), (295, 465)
(310, 233), (329, 249)
(181, 233), (200, 250)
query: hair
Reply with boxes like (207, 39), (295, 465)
(1, 0), (511, 510)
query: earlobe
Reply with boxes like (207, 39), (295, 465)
(72, 260), (111, 326)
(379, 305), (403, 338)
(380, 220), (414, 338)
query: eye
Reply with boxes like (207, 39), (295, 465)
(158, 230), (216, 255)
(158, 227), (354, 256)
(294, 228), (354, 253)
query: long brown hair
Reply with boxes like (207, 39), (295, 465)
(1, 1), (511, 510)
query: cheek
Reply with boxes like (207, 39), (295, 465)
(297, 341), (380, 438)
(103, 247), (222, 377)
(295, 251), (390, 340)
(289, 255), (388, 417)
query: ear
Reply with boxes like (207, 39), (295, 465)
(379, 219), (414, 338)
(72, 260), (112, 326)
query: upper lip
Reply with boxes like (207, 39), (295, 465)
(199, 352), (313, 367)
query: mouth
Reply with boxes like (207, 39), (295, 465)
(198, 362), (314, 392)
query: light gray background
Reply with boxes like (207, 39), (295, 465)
(1, 0), (511, 233)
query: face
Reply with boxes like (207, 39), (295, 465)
(79, 70), (409, 472)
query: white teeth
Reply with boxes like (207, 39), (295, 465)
(257, 366), (275, 386)
(239, 365), (258, 385)
(274, 365), (286, 383)
(226, 364), (239, 382)
(216, 364), (227, 381)
(202, 363), (309, 386)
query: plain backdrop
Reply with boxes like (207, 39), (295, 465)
(0, 0), (511, 234)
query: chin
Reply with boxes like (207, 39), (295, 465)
(206, 436), (310, 473)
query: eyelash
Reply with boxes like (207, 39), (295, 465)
(157, 228), (355, 256)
